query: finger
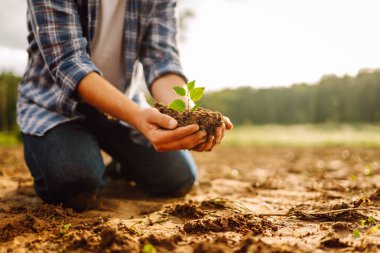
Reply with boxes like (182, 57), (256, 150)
(159, 130), (207, 151)
(220, 127), (225, 143)
(148, 108), (178, 129)
(152, 124), (200, 144)
(216, 124), (224, 144)
(191, 142), (207, 152)
(203, 136), (215, 152)
(224, 116), (233, 130)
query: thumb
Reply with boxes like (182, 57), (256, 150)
(224, 116), (233, 130)
(149, 109), (178, 129)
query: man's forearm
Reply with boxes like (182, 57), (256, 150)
(76, 72), (142, 128)
(151, 74), (193, 106)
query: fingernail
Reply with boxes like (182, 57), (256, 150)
(192, 125), (200, 131)
(201, 130), (207, 137)
(169, 119), (177, 129)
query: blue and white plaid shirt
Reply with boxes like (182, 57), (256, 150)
(18, 0), (186, 136)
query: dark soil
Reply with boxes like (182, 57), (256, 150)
(155, 103), (224, 136)
(167, 200), (205, 219)
(320, 237), (349, 248)
(2, 147), (380, 252)
(183, 213), (273, 235)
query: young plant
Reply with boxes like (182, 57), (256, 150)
(142, 244), (157, 253)
(168, 80), (205, 112)
(59, 223), (72, 237)
(353, 228), (361, 239)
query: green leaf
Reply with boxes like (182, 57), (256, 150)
(143, 244), (157, 253)
(190, 87), (205, 102)
(169, 99), (186, 112)
(63, 224), (71, 230)
(353, 229), (361, 239)
(187, 80), (196, 91)
(173, 86), (186, 96)
(192, 101), (202, 111)
(368, 216), (375, 224)
(360, 219), (367, 227)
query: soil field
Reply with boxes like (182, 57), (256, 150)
(1, 146), (380, 252)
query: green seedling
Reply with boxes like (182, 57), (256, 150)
(169, 80), (205, 112)
(60, 223), (72, 237)
(142, 244), (157, 253)
(361, 216), (375, 227)
(353, 228), (361, 239)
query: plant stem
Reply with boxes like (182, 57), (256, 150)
(187, 91), (190, 111)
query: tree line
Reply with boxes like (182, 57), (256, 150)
(203, 69), (380, 125)
(1, 69), (380, 132)
(0, 73), (19, 132)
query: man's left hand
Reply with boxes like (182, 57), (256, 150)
(192, 116), (233, 152)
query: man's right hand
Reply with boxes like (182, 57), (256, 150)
(134, 107), (207, 152)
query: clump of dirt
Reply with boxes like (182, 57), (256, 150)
(19, 213), (46, 232)
(235, 238), (307, 253)
(183, 214), (273, 235)
(193, 241), (230, 253)
(0, 212), (52, 242)
(168, 201), (205, 219)
(320, 238), (349, 248)
(155, 103), (224, 137)
(0, 223), (19, 242)
(31, 204), (76, 219)
(98, 226), (137, 251)
(331, 222), (352, 232)
(71, 226), (139, 252)
(139, 234), (183, 251)
(369, 189), (380, 201)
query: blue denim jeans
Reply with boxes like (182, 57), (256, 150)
(23, 104), (198, 210)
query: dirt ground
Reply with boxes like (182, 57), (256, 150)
(1, 146), (380, 253)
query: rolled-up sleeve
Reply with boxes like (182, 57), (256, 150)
(140, 0), (187, 91)
(27, 0), (101, 99)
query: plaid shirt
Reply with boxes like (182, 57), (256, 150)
(18, 0), (185, 136)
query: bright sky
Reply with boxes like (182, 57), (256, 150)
(180, 0), (380, 89)
(1, 0), (380, 90)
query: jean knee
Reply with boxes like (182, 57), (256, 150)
(169, 175), (197, 197)
(149, 154), (198, 197)
(36, 169), (104, 209)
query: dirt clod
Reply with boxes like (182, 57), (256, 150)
(168, 201), (205, 219)
(183, 214), (270, 235)
(155, 103), (224, 137)
(320, 238), (349, 248)
(235, 238), (307, 253)
(139, 234), (183, 251)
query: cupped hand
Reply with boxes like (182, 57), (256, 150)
(135, 107), (207, 152)
(192, 116), (233, 152)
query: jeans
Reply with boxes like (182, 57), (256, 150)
(23, 104), (198, 210)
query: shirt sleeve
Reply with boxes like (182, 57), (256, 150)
(27, 0), (101, 100)
(139, 0), (187, 92)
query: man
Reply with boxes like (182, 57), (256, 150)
(18, 0), (232, 211)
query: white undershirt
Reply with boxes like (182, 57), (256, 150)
(91, 0), (126, 90)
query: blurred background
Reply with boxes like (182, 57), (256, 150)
(1, 0), (380, 146)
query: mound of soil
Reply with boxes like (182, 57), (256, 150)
(155, 103), (224, 137)
(320, 237), (349, 249)
(168, 201), (205, 219)
(139, 234), (183, 251)
(183, 214), (273, 235)
(236, 238), (307, 253)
